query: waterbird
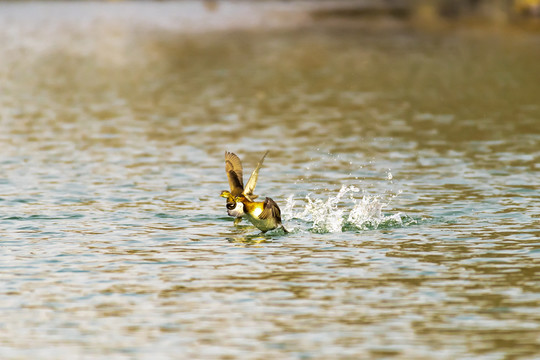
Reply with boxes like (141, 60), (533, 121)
(220, 151), (268, 225)
(232, 194), (288, 233)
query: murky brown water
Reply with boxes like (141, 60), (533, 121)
(0, 2), (539, 359)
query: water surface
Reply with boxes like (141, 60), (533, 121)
(0, 2), (539, 359)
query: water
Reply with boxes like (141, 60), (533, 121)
(1, 2), (539, 359)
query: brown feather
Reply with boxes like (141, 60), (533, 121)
(244, 150), (269, 197)
(259, 197), (282, 223)
(225, 151), (244, 196)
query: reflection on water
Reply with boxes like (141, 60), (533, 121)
(1, 1), (539, 359)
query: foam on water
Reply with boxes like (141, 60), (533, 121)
(283, 185), (407, 233)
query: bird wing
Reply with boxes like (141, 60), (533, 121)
(225, 151), (244, 195)
(258, 197), (282, 222)
(244, 150), (269, 197)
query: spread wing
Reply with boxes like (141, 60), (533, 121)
(259, 197), (282, 222)
(244, 150), (269, 198)
(225, 151), (243, 195)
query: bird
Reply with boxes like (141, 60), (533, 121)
(232, 194), (288, 233)
(220, 151), (268, 225)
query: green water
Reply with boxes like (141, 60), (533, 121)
(0, 2), (539, 359)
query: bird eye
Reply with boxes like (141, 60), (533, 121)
(226, 202), (235, 210)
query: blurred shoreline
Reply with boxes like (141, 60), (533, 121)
(1, 0), (539, 34)
(1, 0), (539, 69)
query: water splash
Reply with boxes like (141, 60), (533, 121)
(283, 185), (407, 233)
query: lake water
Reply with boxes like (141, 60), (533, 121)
(0, 2), (539, 359)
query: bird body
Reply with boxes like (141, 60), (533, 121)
(236, 196), (287, 233)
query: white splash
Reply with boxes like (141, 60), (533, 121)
(283, 185), (403, 233)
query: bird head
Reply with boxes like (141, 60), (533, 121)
(220, 190), (232, 199)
